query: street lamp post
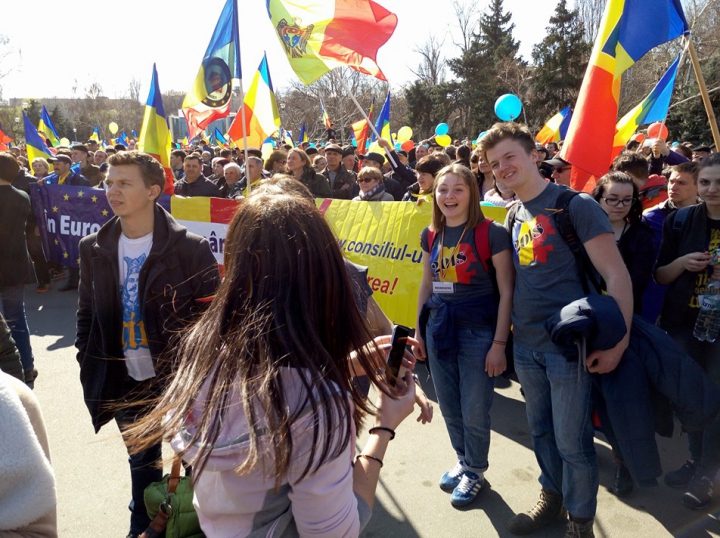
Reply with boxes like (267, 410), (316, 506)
(14, 116), (20, 140)
(73, 128), (77, 143)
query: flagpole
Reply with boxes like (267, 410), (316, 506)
(686, 36), (720, 150)
(236, 79), (251, 193)
(336, 75), (397, 167)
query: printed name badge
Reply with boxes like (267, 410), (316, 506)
(433, 281), (455, 294)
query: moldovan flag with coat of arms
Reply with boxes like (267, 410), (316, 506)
(228, 54), (281, 149)
(266, 0), (398, 85)
(138, 64), (175, 195)
(182, 0), (241, 140)
(560, 0), (688, 190)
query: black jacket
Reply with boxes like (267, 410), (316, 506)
(655, 203), (708, 329)
(0, 185), (32, 287)
(321, 165), (356, 199)
(0, 314), (23, 382)
(76, 205), (220, 432)
(173, 175), (221, 197)
(299, 168), (332, 198)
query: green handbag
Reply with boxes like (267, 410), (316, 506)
(141, 456), (205, 538)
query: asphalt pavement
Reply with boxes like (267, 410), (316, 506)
(24, 284), (720, 538)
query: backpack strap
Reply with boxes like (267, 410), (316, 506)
(672, 205), (692, 241)
(474, 218), (493, 273)
(552, 189), (604, 295)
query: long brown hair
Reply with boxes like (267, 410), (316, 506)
(430, 163), (484, 232)
(126, 193), (389, 485)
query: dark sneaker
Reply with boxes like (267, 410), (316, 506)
(682, 475), (713, 509)
(611, 464), (634, 497)
(507, 489), (567, 535)
(36, 283), (51, 293)
(450, 471), (484, 507)
(439, 461), (466, 491)
(50, 269), (67, 281)
(665, 459), (698, 489)
(565, 518), (595, 538)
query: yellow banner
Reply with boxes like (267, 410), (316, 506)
(318, 199), (508, 327)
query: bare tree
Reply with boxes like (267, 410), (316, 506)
(451, 0), (480, 55)
(127, 77), (142, 102)
(575, 0), (605, 43)
(410, 35), (446, 86)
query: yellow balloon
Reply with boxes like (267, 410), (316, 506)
(397, 126), (413, 143)
(108, 122), (119, 135)
(436, 134), (452, 147)
(59, 137), (70, 146)
(367, 142), (382, 154)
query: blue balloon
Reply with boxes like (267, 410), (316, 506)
(351, 138), (357, 147)
(309, 143), (316, 148)
(435, 123), (449, 136)
(477, 131), (488, 141)
(394, 142), (402, 150)
(494, 94), (523, 121)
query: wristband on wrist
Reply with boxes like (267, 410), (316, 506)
(492, 340), (507, 346)
(368, 426), (395, 440)
(355, 453), (384, 467)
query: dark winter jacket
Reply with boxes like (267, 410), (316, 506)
(0, 185), (32, 288)
(173, 175), (221, 198)
(299, 168), (332, 198)
(0, 314), (23, 382)
(76, 205), (220, 432)
(547, 295), (720, 485)
(321, 165), (356, 199)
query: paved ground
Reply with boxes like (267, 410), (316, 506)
(24, 284), (720, 537)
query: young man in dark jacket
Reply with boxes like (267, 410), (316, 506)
(75, 151), (220, 538)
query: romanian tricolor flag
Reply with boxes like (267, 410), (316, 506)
(267, 0), (398, 85)
(298, 122), (308, 144)
(38, 106), (60, 148)
(561, 0), (688, 187)
(89, 126), (101, 143)
(536, 107), (572, 145)
(138, 63), (175, 195)
(23, 112), (55, 171)
(227, 53), (281, 149)
(613, 53), (681, 155)
(321, 101), (332, 130)
(370, 92), (391, 143)
(182, 0), (241, 140)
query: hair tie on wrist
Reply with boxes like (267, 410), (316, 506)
(368, 426), (395, 440)
(356, 454), (384, 467)
(493, 340), (507, 346)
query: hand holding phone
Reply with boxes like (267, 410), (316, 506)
(386, 325), (410, 386)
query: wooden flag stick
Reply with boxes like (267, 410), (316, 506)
(686, 37), (720, 150)
(336, 75), (397, 167)
(235, 79), (251, 193)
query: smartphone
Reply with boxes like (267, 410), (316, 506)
(386, 325), (410, 386)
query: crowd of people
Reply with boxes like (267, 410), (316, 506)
(0, 121), (719, 538)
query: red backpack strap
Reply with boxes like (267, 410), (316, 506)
(474, 218), (493, 273)
(426, 228), (437, 253)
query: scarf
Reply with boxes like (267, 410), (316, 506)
(359, 181), (386, 201)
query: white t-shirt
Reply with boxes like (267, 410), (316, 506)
(118, 231), (155, 381)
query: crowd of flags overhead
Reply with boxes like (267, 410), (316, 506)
(4, 0), (705, 196)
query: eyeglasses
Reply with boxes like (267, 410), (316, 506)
(357, 178), (375, 184)
(554, 166), (572, 173)
(601, 197), (636, 207)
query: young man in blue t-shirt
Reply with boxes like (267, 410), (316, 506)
(480, 123), (633, 538)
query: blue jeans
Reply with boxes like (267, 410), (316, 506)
(0, 285), (35, 372)
(116, 407), (163, 536)
(514, 343), (598, 519)
(426, 316), (495, 474)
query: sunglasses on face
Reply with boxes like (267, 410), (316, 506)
(357, 178), (375, 184)
(554, 166), (572, 173)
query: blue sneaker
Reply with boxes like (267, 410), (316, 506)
(451, 471), (484, 507)
(439, 461), (466, 491)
